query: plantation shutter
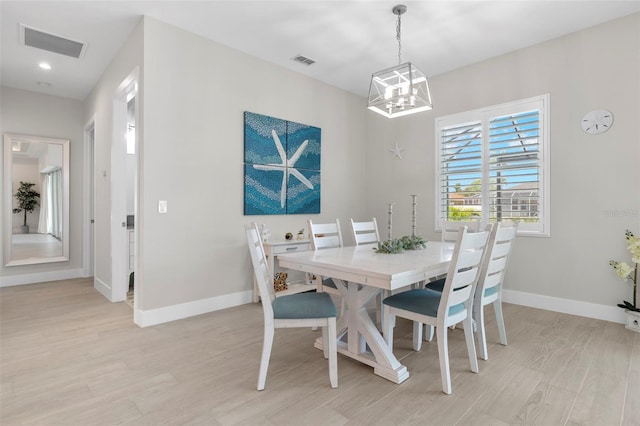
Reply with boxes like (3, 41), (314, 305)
(435, 94), (549, 236)
(488, 110), (540, 222)
(439, 121), (483, 221)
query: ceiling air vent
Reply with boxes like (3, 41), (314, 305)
(291, 55), (316, 66)
(20, 24), (87, 59)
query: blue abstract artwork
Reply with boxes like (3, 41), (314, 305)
(244, 112), (321, 215)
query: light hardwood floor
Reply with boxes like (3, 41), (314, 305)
(10, 234), (63, 261)
(1, 278), (638, 425)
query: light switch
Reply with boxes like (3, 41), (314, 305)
(158, 200), (168, 214)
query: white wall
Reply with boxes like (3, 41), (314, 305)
(365, 14), (640, 318)
(139, 17), (367, 314)
(0, 87), (84, 283)
(41, 144), (63, 171)
(83, 19), (143, 297)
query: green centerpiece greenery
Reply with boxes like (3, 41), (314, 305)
(399, 235), (427, 250)
(374, 235), (427, 254)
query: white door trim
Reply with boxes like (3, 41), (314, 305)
(83, 116), (96, 278)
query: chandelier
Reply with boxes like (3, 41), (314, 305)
(367, 4), (432, 118)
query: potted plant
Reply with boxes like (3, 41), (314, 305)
(12, 181), (40, 234)
(609, 230), (640, 332)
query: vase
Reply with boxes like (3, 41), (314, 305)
(625, 309), (640, 333)
(21, 225), (29, 234)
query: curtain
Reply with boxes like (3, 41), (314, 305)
(38, 174), (50, 234)
(37, 169), (63, 239)
(50, 169), (62, 239)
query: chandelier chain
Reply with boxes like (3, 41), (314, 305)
(396, 12), (402, 64)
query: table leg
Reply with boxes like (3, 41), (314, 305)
(347, 282), (366, 354)
(314, 279), (409, 384)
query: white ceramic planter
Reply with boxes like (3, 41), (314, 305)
(625, 309), (640, 333)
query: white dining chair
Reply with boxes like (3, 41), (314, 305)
(349, 217), (385, 324)
(308, 219), (344, 298)
(441, 220), (479, 243)
(382, 225), (491, 394)
(425, 220), (480, 292)
(349, 218), (380, 246)
(245, 223), (338, 390)
(474, 222), (518, 360)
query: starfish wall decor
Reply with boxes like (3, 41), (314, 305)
(389, 141), (405, 159)
(244, 112), (321, 215)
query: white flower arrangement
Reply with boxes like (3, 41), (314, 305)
(609, 230), (639, 312)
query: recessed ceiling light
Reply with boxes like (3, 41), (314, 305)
(39, 62), (52, 70)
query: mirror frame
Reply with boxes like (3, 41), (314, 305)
(3, 133), (70, 266)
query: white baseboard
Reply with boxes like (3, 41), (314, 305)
(134, 290), (254, 328)
(93, 277), (112, 301)
(0, 268), (84, 287)
(502, 289), (627, 325)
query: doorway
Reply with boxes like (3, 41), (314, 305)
(125, 96), (136, 307)
(111, 69), (139, 306)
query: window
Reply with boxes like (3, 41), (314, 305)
(435, 95), (550, 236)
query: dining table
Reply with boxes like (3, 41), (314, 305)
(277, 241), (455, 384)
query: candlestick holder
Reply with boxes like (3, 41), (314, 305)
(387, 203), (395, 240)
(410, 194), (417, 237)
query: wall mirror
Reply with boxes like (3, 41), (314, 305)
(3, 133), (70, 266)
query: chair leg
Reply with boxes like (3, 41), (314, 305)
(327, 317), (338, 388)
(475, 304), (489, 361)
(258, 325), (274, 391)
(412, 321), (423, 351)
(494, 299), (508, 346)
(436, 324), (452, 395)
(321, 325), (329, 359)
(424, 324), (435, 342)
(463, 316), (479, 373)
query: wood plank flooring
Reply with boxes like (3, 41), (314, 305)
(10, 234), (63, 261)
(1, 278), (638, 425)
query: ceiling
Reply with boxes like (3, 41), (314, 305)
(2, 1), (639, 101)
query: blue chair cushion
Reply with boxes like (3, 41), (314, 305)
(484, 286), (498, 297)
(424, 278), (445, 292)
(272, 292), (337, 319)
(383, 288), (465, 317)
